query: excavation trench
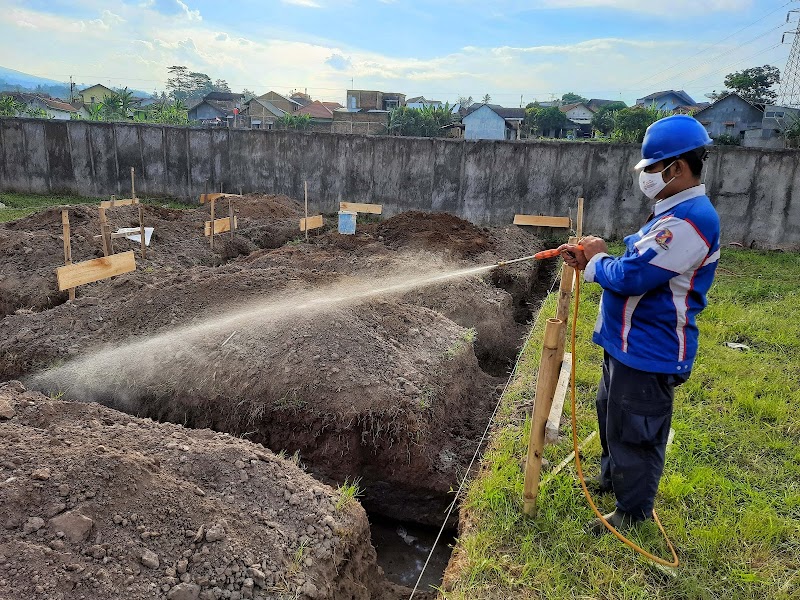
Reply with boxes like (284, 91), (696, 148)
(1, 205), (556, 595)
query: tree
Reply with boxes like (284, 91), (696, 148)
(213, 79), (231, 93)
(457, 95), (473, 108)
(590, 101), (627, 134)
(715, 65), (780, 105)
(610, 105), (672, 143)
(561, 92), (588, 105)
(526, 105), (569, 137)
(276, 113), (312, 130)
(388, 103), (454, 137)
(481, 94), (491, 104)
(0, 96), (25, 116)
(189, 71), (214, 99)
(166, 65), (191, 102)
(242, 89), (256, 102)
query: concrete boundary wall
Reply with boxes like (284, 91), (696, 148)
(1, 117), (798, 246)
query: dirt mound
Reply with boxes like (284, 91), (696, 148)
(1, 259), (497, 526)
(0, 195), (304, 317)
(0, 380), (404, 600)
(376, 212), (493, 258)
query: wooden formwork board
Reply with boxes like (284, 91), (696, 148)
(200, 193), (241, 204)
(513, 214), (571, 228)
(204, 216), (238, 236)
(56, 251), (136, 291)
(340, 202), (382, 214)
(300, 215), (324, 231)
(100, 198), (139, 209)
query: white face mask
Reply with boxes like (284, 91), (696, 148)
(638, 161), (676, 200)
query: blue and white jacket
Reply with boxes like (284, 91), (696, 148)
(584, 184), (720, 375)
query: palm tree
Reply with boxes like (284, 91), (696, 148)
(482, 94), (491, 104)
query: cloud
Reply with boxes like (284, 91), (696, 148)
(141, 0), (201, 21)
(504, 0), (752, 16)
(281, 0), (322, 7)
(88, 10), (126, 30)
(325, 54), (352, 70)
(15, 20), (37, 29)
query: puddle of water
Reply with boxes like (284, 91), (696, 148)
(369, 515), (456, 589)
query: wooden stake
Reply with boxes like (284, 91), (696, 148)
(228, 198), (235, 240)
(138, 205), (147, 259)
(99, 205), (111, 257)
(61, 209), (76, 301)
(130, 166), (136, 200)
(576, 197), (584, 239)
(304, 181), (309, 242)
(523, 318), (563, 516)
(209, 198), (215, 251)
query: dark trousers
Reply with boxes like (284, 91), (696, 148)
(596, 352), (688, 520)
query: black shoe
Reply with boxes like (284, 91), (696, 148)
(587, 510), (647, 536)
(584, 475), (613, 496)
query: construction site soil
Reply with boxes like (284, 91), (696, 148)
(0, 195), (547, 597)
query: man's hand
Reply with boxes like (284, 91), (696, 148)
(558, 235), (608, 271)
(580, 236), (608, 261)
(558, 243), (587, 270)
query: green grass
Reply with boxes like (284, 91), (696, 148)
(335, 477), (364, 511)
(0, 191), (195, 223)
(444, 247), (800, 600)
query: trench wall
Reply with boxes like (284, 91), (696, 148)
(1, 117), (798, 246)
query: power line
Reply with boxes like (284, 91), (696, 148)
(624, 21), (786, 95)
(627, 1), (794, 91)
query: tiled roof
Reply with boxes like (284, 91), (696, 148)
(559, 102), (594, 113)
(41, 98), (79, 112)
(295, 101), (335, 119)
(465, 104), (525, 119)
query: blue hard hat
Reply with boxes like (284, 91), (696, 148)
(635, 114), (712, 170)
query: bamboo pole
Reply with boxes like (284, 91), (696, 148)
(130, 166), (136, 200)
(555, 235), (578, 366)
(523, 318), (563, 516)
(61, 210), (75, 301)
(304, 181), (309, 242)
(577, 197), (584, 239)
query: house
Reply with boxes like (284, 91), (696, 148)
(245, 97), (286, 129)
(742, 104), (800, 149)
(346, 90), (406, 111)
(256, 91), (302, 114)
(331, 108), (390, 135)
(462, 104), (526, 140)
(1, 92), (88, 120)
(406, 96), (443, 110)
(293, 100), (343, 132)
(187, 92), (247, 127)
(636, 90), (697, 112)
(290, 90), (313, 107)
(586, 98), (623, 111)
(558, 102), (595, 137)
(78, 84), (116, 105)
(693, 93), (764, 141)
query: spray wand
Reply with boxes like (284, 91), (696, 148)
(496, 245), (583, 266)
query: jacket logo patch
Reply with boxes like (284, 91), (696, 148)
(655, 228), (673, 250)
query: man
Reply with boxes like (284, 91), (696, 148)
(559, 115), (720, 533)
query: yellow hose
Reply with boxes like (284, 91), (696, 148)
(570, 268), (679, 567)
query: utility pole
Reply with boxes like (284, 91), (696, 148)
(69, 76), (75, 103)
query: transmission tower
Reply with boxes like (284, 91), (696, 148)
(778, 9), (800, 107)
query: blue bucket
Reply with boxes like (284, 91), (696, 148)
(338, 211), (357, 235)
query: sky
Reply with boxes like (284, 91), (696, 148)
(0, 0), (795, 106)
